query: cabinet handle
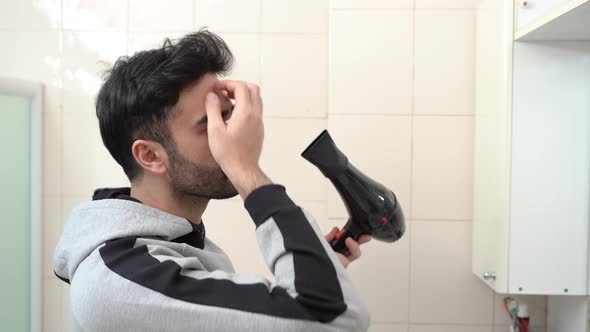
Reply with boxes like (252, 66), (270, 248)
(483, 272), (496, 280)
(520, 0), (529, 8)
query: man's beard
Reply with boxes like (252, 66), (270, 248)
(166, 146), (238, 200)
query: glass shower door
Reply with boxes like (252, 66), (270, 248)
(0, 93), (32, 331)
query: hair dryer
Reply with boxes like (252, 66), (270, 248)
(301, 130), (406, 255)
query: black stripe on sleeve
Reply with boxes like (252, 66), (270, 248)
(243, 184), (298, 227)
(99, 237), (316, 321)
(54, 270), (70, 284)
(244, 184), (347, 322)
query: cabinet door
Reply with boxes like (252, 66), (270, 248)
(472, 0), (514, 293)
(516, 0), (571, 29)
(509, 41), (590, 295)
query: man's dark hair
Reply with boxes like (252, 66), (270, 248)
(96, 29), (233, 181)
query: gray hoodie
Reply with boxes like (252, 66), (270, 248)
(53, 184), (370, 331)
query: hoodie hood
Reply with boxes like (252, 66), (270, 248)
(53, 187), (204, 283)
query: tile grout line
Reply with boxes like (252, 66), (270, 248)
(126, 0), (130, 55)
(257, 0), (264, 89)
(58, 1), (66, 328)
(192, 0), (196, 32)
(326, 0), (331, 119)
(58, 0), (65, 223)
(59, 0), (65, 203)
(407, 0), (417, 327)
(408, 322), (495, 327)
(331, 7), (478, 12)
(410, 218), (473, 223)
(258, 0), (263, 85)
(319, 113), (475, 117)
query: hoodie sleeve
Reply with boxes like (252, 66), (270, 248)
(78, 184), (370, 332)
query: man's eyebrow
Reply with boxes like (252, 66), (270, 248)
(195, 114), (208, 126)
(195, 108), (232, 127)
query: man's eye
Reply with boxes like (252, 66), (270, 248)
(222, 108), (233, 119)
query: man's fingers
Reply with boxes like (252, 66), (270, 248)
(246, 83), (263, 114)
(358, 234), (372, 245)
(205, 92), (225, 132)
(345, 238), (361, 261)
(325, 227), (339, 242)
(215, 80), (252, 106)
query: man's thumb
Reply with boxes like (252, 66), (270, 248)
(205, 92), (223, 130)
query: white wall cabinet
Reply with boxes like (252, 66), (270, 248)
(473, 1), (590, 329)
(515, 0), (571, 29)
(515, 0), (590, 40)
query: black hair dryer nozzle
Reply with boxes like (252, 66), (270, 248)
(301, 130), (406, 255)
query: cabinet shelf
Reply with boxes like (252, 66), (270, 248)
(515, 0), (590, 40)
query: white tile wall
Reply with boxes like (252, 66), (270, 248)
(412, 116), (474, 220)
(260, 34), (328, 117)
(219, 33), (261, 83)
(409, 325), (492, 332)
(414, 10), (475, 115)
(259, 118), (329, 202)
(0, 0), (61, 30)
(62, 31), (126, 114)
(42, 278), (65, 332)
(0, 31), (62, 113)
(410, 222), (494, 324)
(62, 111), (128, 196)
(43, 197), (63, 279)
(331, 0), (414, 9)
(348, 220), (410, 323)
(63, 0), (127, 31)
(261, 0), (328, 33)
(0, 0), (548, 331)
(370, 323), (409, 332)
(127, 31), (192, 55)
(61, 111), (98, 195)
(330, 9), (413, 115)
(43, 113), (63, 197)
(129, 0), (193, 32)
(415, 0), (481, 9)
(195, 0), (261, 33)
(494, 326), (546, 332)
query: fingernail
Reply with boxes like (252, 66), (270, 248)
(207, 92), (218, 101)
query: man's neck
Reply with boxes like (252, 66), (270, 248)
(130, 182), (209, 225)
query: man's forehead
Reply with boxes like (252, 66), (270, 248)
(185, 74), (218, 99)
(176, 75), (219, 113)
(173, 75), (232, 127)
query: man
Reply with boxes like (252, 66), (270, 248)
(54, 29), (371, 331)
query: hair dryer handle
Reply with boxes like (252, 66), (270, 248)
(330, 219), (363, 256)
(330, 227), (352, 256)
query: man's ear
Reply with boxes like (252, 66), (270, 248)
(131, 139), (169, 176)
